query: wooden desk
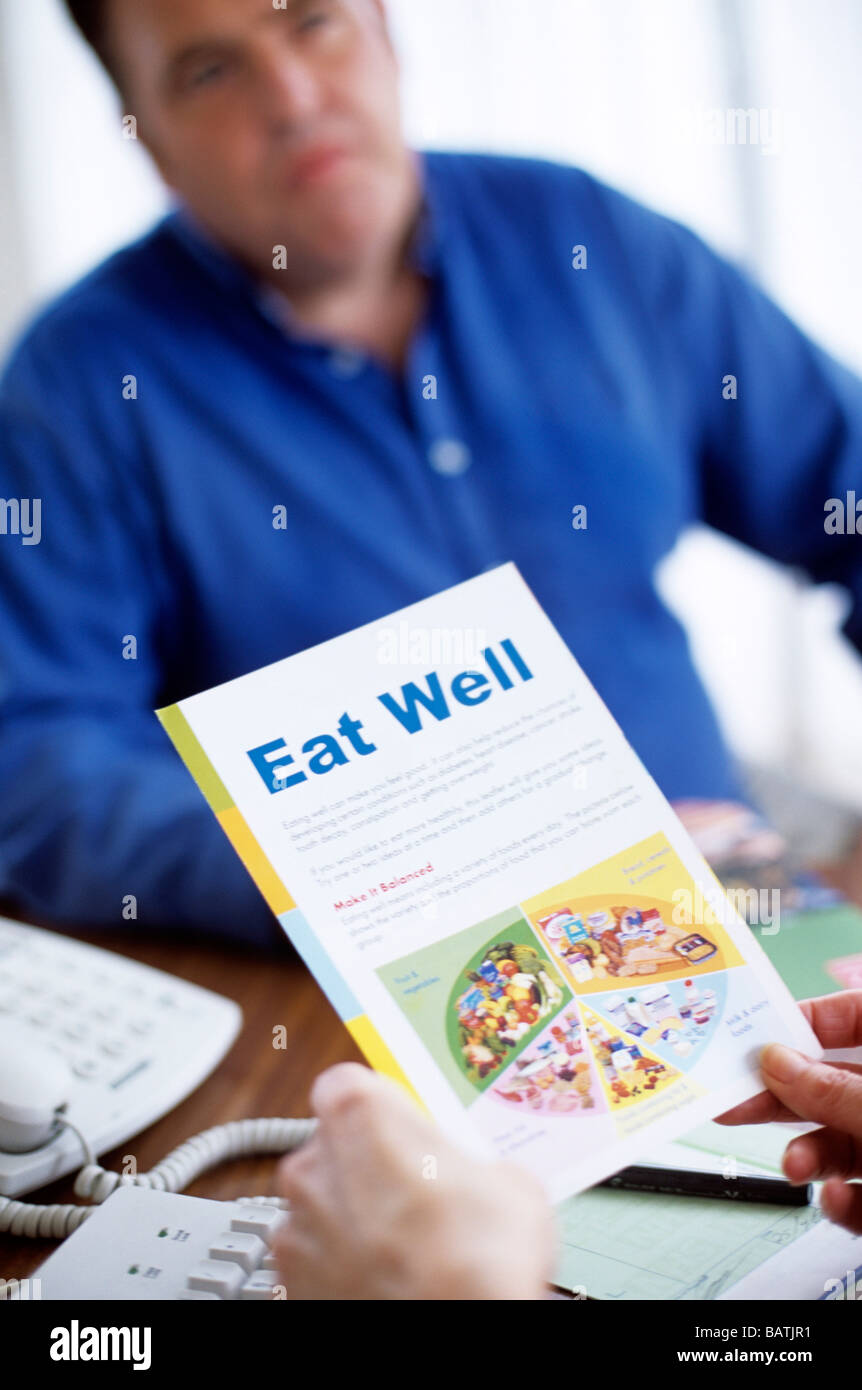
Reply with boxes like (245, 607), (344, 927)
(0, 929), (362, 1283)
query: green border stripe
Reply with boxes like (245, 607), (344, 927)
(157, 704), (235, 815)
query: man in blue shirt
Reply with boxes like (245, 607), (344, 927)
(1, 0), (860, 947)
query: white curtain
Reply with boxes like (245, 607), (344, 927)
(2, 0), (861, 817)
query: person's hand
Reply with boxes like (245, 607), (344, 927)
(272, 1062), (555, 1300)
(717, 990), (862, 1233)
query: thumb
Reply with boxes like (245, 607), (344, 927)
(760, 1044), (862, 1138)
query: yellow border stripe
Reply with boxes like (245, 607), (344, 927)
(157, 704), (234, 815)
(345, 1016), (425, 1108)
(217, 806), (295, 916)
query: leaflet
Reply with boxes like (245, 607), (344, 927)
(157, 563), (819, 1201)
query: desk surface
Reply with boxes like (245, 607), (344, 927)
(1, 930), (362, 1283)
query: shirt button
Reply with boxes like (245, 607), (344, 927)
(328, 348), (366, 378)
(428, 438), (472, 476)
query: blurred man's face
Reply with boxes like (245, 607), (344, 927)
(107, 0), (415, 283)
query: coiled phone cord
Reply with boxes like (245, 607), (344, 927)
(0, 1114), (317, 1239)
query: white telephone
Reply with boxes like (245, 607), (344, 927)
(0, 917), (313, 1241)
(0, 1020), (71, 1154)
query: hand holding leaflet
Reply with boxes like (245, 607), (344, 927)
(157, 564), (819, 1201)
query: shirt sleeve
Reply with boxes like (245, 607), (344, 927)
(655, 215), (862, 654)
(0, 330), (281, 949)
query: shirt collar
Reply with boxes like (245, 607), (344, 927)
(167, 201), (259, 299)
(406, 148), (447, 275)
(165, 148), (447, 337)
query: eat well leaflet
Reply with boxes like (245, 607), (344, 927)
(157, 564), (819, 1201)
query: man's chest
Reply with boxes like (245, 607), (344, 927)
(138, 299), (698, 685)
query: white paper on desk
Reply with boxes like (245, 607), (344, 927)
(158, 563), (821, 1202)
(720, 1217), (862, 1300)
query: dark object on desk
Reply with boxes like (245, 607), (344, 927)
(600, 1163), (812, 1206)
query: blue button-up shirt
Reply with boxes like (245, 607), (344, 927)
(1, 150), (860, 945)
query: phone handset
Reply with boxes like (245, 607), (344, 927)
(0, 1021), (71, 1153)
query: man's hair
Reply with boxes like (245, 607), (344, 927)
(64, 1), (117, 83)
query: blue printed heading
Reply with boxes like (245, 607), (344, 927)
(247, 638), (533, 794)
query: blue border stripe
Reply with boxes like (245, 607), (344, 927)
(277, 907), (361, 1021)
